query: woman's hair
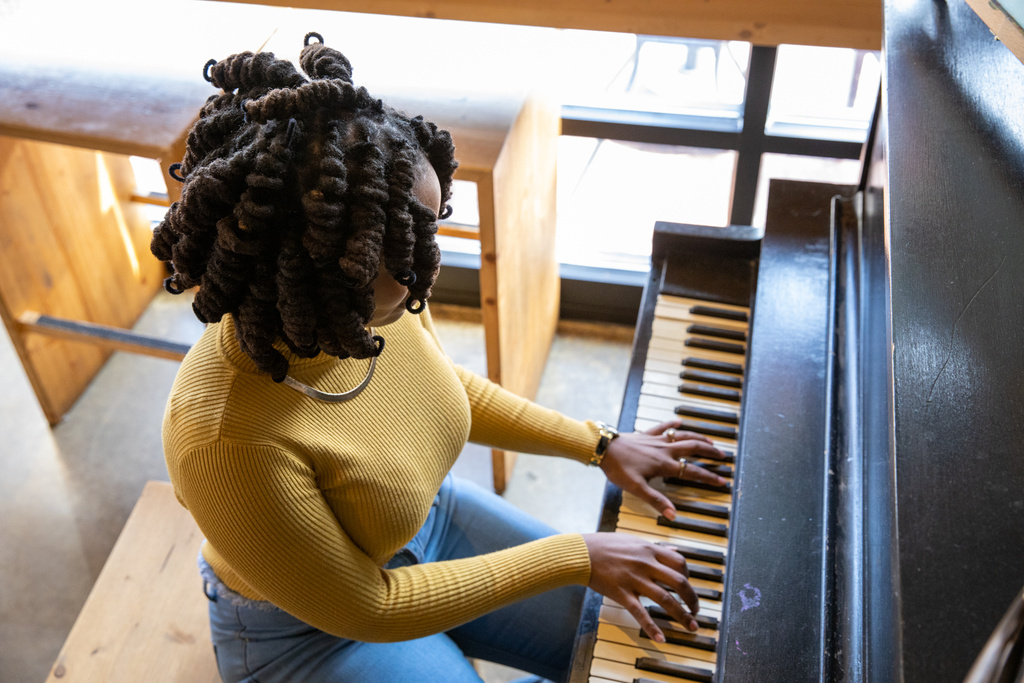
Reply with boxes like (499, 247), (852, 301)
(151, 33), (458, 381)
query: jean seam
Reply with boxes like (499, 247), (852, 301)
(234, 604), (261, 683)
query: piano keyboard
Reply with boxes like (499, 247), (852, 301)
(588, 294), (750, 683)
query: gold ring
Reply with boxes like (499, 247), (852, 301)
(665, 428), (677, 442)
(678, 458), (689, 478)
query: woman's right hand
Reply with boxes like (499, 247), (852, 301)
(582, 532), (700, 642)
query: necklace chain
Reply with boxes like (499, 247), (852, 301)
(281, 331), (378, 403)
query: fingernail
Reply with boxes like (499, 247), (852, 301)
(689, 618), (699, 631)
(654, 632), (666, 643)
(663, 507), (676, 520)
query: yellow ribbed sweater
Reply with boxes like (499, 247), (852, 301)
(162, 307), (596, 642)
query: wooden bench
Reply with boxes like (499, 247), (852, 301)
(0, 6), (560, 492)
(45, 481), (219, 683)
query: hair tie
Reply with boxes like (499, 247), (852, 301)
(202, 58), (217, 83)
(405, 297), (426, 314)
(396, 270), (417, 287)
(163, 275), (185, 295)
(167, 163), (185, 182)
(304, 32), (324, 46)
(439, 204), (453, 220)
(372, 335), (385, 356)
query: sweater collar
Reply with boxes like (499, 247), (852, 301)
(215, 314), (340, 375)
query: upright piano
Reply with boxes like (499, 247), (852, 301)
(569, 0), (1024, 681)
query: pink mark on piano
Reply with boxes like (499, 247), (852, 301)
(735, 639), (748, 655)
(738, 583), (761, 611)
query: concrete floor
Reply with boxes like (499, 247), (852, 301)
(0, 293), (634, 683)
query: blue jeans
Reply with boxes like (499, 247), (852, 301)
(201, 475), (586, 683)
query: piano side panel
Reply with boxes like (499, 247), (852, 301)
(884, 0), (1024, 679)
(717, 179), (853, 682)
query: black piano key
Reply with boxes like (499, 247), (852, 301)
(637, 665), (715, 683)
(682, 357), (745, 375)
(679, 383), (741, 402)
(674, 404), (740, 424)
(658, 515), (728, 538)
(647, 605), (719, 630)
(684, 338), (746, 355)
(689, 304), (748, 322)
(637, 671), (714, 683)
(636, 657), (715, 683)
(679, 369), (743, 389)
(694, 586), (723, 601)
(717, 449), (736, 463)
(672, 499), (730, 519)
(673, 419), (738, 440)
(656, 542), (726, 566)
(640, 628), (718, 651)
(664, 477), (733, 494)
(686, 324), (747, 342)
(690, 462), (734, 479)
(688, 565), (724, 582)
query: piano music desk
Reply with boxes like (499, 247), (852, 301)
(0, 6), (560, 492)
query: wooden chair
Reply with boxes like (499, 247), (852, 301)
(45, 482), (219, 683)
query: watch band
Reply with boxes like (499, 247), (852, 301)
(590, 421), (620, 466)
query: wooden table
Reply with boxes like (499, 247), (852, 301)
(0, 2), (561, 491)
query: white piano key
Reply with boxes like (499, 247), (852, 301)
(658, 294), (749, 316)
(645, 344), (747, 371)
(620, 493), (730, 523)
(597, 622), (718, 663)
(594, 640), (715, 674)
(593, 651), (712, 683)
(599, 605), (718, 647)
(616, 511), (729, 549)
(609, 525), (728, 560)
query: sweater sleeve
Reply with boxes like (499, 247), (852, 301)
(416, 305), (603, 464)
(177, 443), (591, 642)
(454, 365), (602, 465)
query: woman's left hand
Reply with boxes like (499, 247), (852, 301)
(600, 420), (730, 519)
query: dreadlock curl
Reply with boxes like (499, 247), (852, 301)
(152, 36), (457, 379)
(300, 41), (354, 83)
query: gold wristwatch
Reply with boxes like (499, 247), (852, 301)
(590, 421), (620, 466)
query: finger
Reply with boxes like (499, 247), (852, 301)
(623, 593), (666, 643)
(652, 568), (701, 619)
(672, 459), (729, 487)
(667, 429), (714, 444)
(654, 544), (690, 580)
(645, 581), (700, 632)
(673, 439), (729, 460)
(645, 420), (679, 437)
(636, 481), (678, 520)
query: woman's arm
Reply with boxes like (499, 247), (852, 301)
(177, 443), (591, 642)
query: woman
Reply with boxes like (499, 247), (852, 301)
(155, 33), (729, 683)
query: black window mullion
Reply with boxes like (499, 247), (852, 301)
(729, 45), (777, 226)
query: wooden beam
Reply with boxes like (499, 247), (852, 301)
(210, 0), (883, 49)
